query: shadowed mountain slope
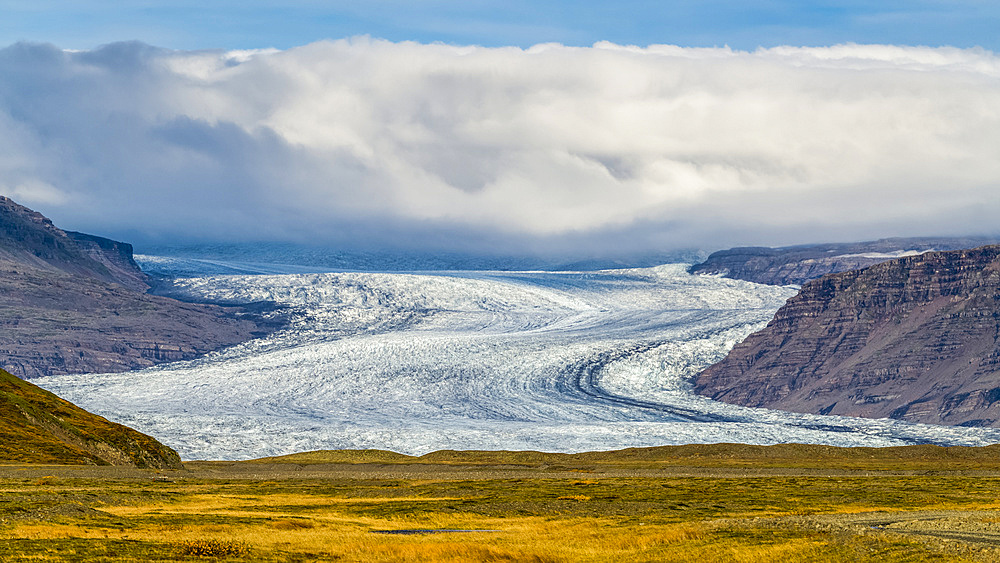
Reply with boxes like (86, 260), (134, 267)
(689, 236), (1000, 286)
(694, 245), (1000, 426)
(0, 368), (180, 467)
(0, 196), (276, 378)
(0, 196), (148, 291)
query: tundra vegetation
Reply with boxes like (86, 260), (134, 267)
(0, 368), (180, 469)
(3, 444), (1000, 561)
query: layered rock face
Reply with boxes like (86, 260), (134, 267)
(0, 367), (181, 467)
(689, 237), (1000, 286)
(694, 245), (1000, 427)
(0, 196), (148, 291)
(0, 196), (274, 378)
(64, 230), (150, 291)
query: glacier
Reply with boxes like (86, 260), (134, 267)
(39, 262), (1000, 460)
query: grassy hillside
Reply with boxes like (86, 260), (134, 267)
(0, 368), (180, 468)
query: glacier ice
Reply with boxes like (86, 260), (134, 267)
(38, 263), (1000, 460)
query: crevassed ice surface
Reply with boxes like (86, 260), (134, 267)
(40, 263), (1000, 460)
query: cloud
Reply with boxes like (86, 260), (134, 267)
(0, 38), (999, 255)
(0, 179), (68, 206)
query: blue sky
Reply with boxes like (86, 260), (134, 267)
(2, 1), (999, 51)
(1, 2), (999, 254)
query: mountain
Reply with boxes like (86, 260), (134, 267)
(0, 367), (180, 467)
(689, 236), (1000, 286)
(0, 196), (148, 291)
(64, 230), (151, 291)
(694, 245), (1000, 427)
(0, 196), (277, 378)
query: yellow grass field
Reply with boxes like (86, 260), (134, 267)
(3, 444), (1000, 562)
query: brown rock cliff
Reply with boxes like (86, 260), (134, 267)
(0, 196), (277, 378)
(694, 245), (1000, 427)
(689, 236), (1000, 286)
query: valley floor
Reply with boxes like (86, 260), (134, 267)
(4, 444), (1000, 562)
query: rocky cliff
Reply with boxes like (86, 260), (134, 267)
(689, 237), (1000, 286)
(0, 367), (181, 467)
(64, 230), (150, 291)
(694, 245), (1000, 427)
(0, 196), (149, 291)
(0, 196), (277, 378)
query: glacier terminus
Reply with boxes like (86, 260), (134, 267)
(38, 260), (1000, 460)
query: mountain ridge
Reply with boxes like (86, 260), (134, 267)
(0, 196), (148, 291)
(0, 196), (279, 378)
(694, 244), (1000, 426)
(689, 236), (1000, 286)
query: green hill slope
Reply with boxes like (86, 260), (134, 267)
(0, 368), (181, 468)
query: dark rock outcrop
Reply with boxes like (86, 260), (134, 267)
(64, 230), (150, 291)
(694, 245), (1000, 427)
(0, 196), (149, 291)
(690, 237), (1000, 286)
(0, 367), (181, 467)
(0, 196), (275, 378)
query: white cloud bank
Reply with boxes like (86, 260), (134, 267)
(1, 39), (999, 254)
